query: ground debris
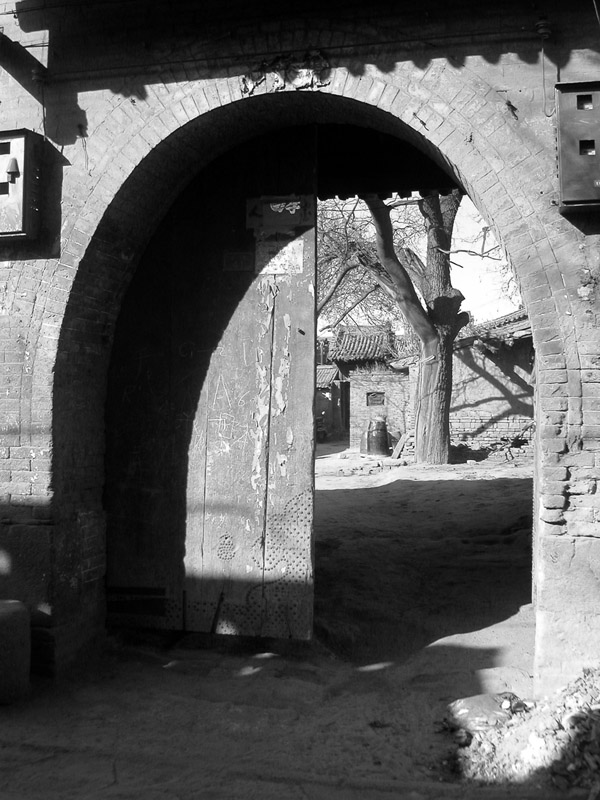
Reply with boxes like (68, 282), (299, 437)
(445, 691), (530, 738)
(449, 667), (600, 794)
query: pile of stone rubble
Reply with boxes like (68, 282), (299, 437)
(447, 667), (600, 798)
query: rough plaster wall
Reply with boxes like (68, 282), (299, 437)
(450, 340), (534, 444)
(0, 1), (598, 689)
(349, 372), (411, 449)
(348, 341), (534, 450)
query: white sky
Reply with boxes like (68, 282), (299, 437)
(316, 194), (522, 335)
(449, 196), (522, 323)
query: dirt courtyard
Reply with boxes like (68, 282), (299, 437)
(0, 445), (576, 800)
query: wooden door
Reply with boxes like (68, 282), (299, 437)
(184, 196), (316, 639)
(105, 130), (317, 637)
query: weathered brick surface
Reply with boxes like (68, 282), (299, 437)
(450, 339), (534, 445)
(535, 535), (600, 692)
(349, 372), (412, 449)
(0, 1), (597, 691)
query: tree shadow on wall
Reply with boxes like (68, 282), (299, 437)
(450, 341), (534, 440)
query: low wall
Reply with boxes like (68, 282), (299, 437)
(348, 372), (411, 449)
(346, 338), (534, 451)
(450, 338), (534, 445)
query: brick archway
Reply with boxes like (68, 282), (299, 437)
(28, 67), (590, 688)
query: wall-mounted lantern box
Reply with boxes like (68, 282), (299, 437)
(0, 129), (41, 240)
(556, 82), (600, 214)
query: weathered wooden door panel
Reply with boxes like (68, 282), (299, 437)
(105, 131), (317, 635)
(185, 197), (316, 639)
(184, 277), (274, 633)
(260, 224), (316, 639)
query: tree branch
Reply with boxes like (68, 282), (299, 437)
(436, 246), (503, 261)
(317, 262), (358, 314)
(361, 195), (439, 358)
(386, 197), (421, 208)
(320, 285), (380, 330)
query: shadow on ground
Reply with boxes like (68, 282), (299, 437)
(0, 457), (548, 800)
(313, 472), (532, 665)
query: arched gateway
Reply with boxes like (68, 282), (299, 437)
(6, 61), (597, 693)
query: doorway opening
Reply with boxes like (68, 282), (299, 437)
(311, 181), (534, 692)
(104, 123), (534, 697)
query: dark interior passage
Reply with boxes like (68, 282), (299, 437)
(104, 122), (459, 633)
(105, 126), (319, 630)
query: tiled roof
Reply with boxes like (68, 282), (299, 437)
(472, 309), (531, 342)
(316, 364), (340, 388)
(389, 354), (417, 370)
(328, 325), (396, 363)
(391, 310), (531, 366)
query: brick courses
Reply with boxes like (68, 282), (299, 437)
(0, 1), (597, 693)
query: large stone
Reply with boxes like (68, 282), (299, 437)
(534, 536), (600, 697)
(0, 600), (30, 703)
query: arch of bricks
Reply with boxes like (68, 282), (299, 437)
(9, 62), (597, 689)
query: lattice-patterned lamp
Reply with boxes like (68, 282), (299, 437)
(0, 129), (40, 240)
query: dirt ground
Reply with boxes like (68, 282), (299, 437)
(0, 444), (582, 800)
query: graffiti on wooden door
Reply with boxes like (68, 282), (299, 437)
(185, 195), (316, 639)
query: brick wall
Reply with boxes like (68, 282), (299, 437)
(348, 339), (534, 451)
(349, 372), (411, 449)
(450, 338), (534, 446)
(0, 0), (597, 691)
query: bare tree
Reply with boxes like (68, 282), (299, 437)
(450, 204), (522, 308)
(318, 190), (470, 464)
(362, 190), (468, 463)
(317, 198), (409, 331)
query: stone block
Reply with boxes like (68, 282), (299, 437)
(544, 466), (569, 481)
(542, 494), (567, 509)
(569, 480), (596, 495)
(535, 607), (600, 697)
(564, 452), (595, 467)
(541, 438), (567, 453)
(566, 519), (600, 536)
(541, 480), (567, 495)
(540, 508), (565, 524)
(537, 535), (600, 610)
(0, 600), (30, 703)
(540, 398), (568, 414)
(535, 535), (600, 695)
(539, 382), (567, 397)
(539, 369), (567, 384)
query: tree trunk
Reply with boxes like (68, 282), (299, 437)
(415, 328), (454, 463)
(414, 190), (468, 463)
(363, 190), (468, 465)
(361, 196), (439, 360)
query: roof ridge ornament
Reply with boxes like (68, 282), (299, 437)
(241, 50), (331, 96)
